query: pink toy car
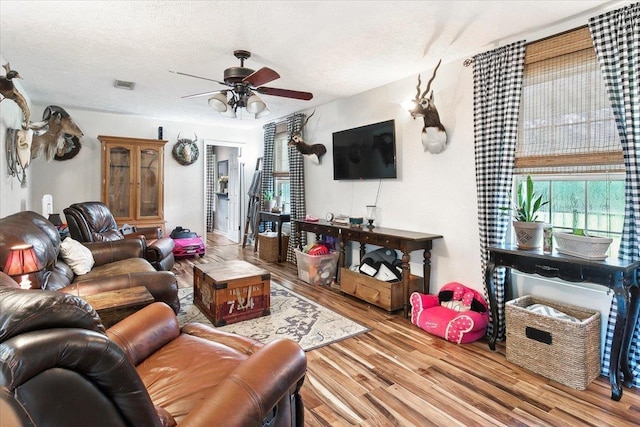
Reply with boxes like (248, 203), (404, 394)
(170, 227), (205, 258)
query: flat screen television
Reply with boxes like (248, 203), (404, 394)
(332, 119), (397, 180)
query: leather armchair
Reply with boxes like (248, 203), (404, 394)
(0, 275), (307, 427)
(64, 201), (175, 271)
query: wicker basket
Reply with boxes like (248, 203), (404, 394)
(553, 232), (612, 260)
(258, 232), (289, 263)
(506, 295), (601, 390)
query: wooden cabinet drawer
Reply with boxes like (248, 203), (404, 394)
(339, 268), (421, 312)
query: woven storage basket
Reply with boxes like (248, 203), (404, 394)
(506, 295), (601, 390)
(258, 232), (289, 263)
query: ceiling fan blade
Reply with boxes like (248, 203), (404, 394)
(243, 67), (280, 87)
(169, 70), (227, 86)
(182, 90), (224, 99)
(256, 86), (313, 101)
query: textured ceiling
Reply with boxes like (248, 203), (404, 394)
(0, 1), (627, 129)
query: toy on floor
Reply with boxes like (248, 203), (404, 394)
(410, 282), (489, 344)
(170, 226), (205, 258)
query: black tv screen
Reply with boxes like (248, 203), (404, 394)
(332, 119), (397, 180)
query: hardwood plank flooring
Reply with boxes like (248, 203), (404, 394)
(172, 232), (640, 426)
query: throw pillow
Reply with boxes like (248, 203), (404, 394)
(60, 237), (95, 275)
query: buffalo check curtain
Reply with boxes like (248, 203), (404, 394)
(263, 115), (307, 263)
(262, 122), (276, 214)
(589, 2), (640, 388)
(473, 41), (527, 340)
(286, 113), (307, 263)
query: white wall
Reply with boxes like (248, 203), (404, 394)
(26, 106), (262, 237)
(298, 59), (480, 293)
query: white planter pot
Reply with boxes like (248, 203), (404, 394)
(513, 221), (544, 249)
(266, 200), (276, 212)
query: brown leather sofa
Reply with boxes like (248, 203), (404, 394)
(64, 201), (175, 271)
(0, 210), (179, 313)
(0, 273), (307, 426)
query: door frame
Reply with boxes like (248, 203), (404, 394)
(203, 139), (246, 243)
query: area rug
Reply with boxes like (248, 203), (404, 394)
(177, 282), (370, 351)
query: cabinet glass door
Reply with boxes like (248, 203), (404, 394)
(108, 146), (131, 218)
(139, 147), (160, 218)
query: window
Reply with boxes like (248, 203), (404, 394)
(515, 27), (624, 256)
(516, 174), (624, 255)
(273, 127), (290, 210)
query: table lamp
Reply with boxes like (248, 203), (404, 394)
(4, 244), (41, 289)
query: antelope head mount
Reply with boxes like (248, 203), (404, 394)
(288, 110), (327, 164)
(407, 59), (448, 154)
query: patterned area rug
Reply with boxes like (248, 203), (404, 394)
(178, 282), (370, 351)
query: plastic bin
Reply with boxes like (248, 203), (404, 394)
(294, 249), (339, 285)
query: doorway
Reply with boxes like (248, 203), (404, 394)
(204, 141), (244, 243)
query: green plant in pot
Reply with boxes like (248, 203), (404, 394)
(501, 175), (549, 249)
(263, 191), (276, 211)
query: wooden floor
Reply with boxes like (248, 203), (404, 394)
(173, 232), (640, 427)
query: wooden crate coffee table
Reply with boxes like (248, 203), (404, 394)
(193, 260), (270, 326)
(83, 286), (154, 328)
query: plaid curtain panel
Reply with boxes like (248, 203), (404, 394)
(262, 122), (276, 223)
(589, 2), (640, 388)
(473, 41), (526, 340)
(287, 113), (307, 263)
(206, 145), (216, 232)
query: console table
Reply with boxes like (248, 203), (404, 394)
(294, 219), (442, 317)
(256, 211), (291, 262)
(485, 244), (639, 401)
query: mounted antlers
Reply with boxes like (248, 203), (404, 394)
(408, 59), (448, 154)
(288, 110), (327, 164)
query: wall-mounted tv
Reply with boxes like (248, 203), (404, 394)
(332, 119), (397, 180)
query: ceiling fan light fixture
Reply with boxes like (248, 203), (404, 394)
(245, 94), (266, 114)
(208, 92), (228, 112)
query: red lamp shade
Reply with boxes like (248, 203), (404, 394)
(4, 244), (41, 289)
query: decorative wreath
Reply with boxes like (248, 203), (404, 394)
(172, 138), (199, 166)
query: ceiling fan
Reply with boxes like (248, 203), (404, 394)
(171, 50), (313, 118)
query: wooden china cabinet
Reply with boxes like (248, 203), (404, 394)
(99, 135), (167, 234)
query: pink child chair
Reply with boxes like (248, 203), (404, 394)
(410, 282), (489, 344)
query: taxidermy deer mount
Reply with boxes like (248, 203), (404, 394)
(288, 110), (326, 164)
(408, 59), (448, 154)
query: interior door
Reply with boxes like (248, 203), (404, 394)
(227, 150), (241, 243)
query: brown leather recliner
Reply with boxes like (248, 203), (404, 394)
(64, 201), (175, 271)
(0, 273), (307, 427)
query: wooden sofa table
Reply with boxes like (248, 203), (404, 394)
(84, 286), (154, 328)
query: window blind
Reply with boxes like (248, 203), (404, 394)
(515, 27), (622, 175)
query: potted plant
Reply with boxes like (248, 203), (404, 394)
(501, 175), (549, 249)
(263, 191), (275, 212)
